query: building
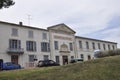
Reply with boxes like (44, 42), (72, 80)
(0, 21), (117, 67)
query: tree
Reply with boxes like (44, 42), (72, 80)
(0, 0), (15, 9)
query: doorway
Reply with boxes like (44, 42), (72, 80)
(11, 55), (18, 64)
(0, 59), (3, 70)
(88, 55), (91, 60)
(62, 56), (68, 65)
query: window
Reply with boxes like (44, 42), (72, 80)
(26, 41), (36, 51)
(98, 43), (101, 49)
(69, 43), (73, 51)
(112, 45), (115, 50)
(55, 56), (60, 64)
(54, 41), (58, 50)
(103, 44), (106, 50)
(29, 55), (36, 62)
(41, 42), (50, 52)
(28, 30), (33, 38)
(92, 42), (95, 49)
(44, 55), (49, 60)
(12, 28), (18, 36)
(71, 56), (74, 59)
(80, 54), (84, 59)
(86, 41), (89, 49)
(79, 41), (82, 49)
(42, 33), (47, 40)
(9, 39), (21, 49)
(108, 44), (110, 50)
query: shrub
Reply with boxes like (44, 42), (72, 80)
(95, 49), (120, 58)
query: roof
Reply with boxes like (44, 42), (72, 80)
(0, 21), (117, 44)
(0, 21), (47, 31)
(47, 23), (76, 33)
(75, 36), (117, 44)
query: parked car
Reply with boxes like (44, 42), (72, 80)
(37, 60), (60, 67)
(70, 59), (83, 63)
(2, 62), (21, 70)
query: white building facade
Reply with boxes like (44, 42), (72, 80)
(0, 21), (117, 67)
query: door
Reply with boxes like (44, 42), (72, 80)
(11, 55), (18, 64)
(88, 55), (91, 60)
(62, 56), (68, 65)
(0, 59), (3, 70)
(55, 56), (59, 64)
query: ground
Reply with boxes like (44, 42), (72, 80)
(0, 55), (120, 80)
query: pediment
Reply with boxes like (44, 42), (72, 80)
(47, 23), (76, 34)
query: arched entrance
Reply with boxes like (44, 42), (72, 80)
(60, 43), (70, 65)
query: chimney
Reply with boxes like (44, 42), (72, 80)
(19, 22), (23, 26)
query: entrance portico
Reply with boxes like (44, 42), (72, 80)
(59, 53), (70, 65)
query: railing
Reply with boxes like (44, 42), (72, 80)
(7, 48), (24, 54)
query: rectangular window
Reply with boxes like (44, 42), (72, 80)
(69, 43), (73, 51)
(41, 42), (50, 52)
(79, 41), (82, 49)
(92, 42), (95, 49)
(55, 56), (59, 64)
(80, 54), (84, 59)
(12, 28), (18, 36)
(86, 41), (89, 49)
(108, 44), (110, 50)
(42, 33), (47, 40)
(28, 30), (33, 38)
(26, 41), (36, 51)
(98, 43), (101, 49)
(112, 45), (115, 50)
(29, 55), (36, 62)
(44, 55), (49, 60)
(54, 41), (58, 50)
(9, 39), (21, 49)
(103, 44), (106, 50)
(71, 56), (74, 59)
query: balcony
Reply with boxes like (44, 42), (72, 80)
(7, 48), (24, 54)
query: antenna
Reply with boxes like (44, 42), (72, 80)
(27, 14), (32, 25)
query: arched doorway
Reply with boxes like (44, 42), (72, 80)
(60, 43), (70, 65)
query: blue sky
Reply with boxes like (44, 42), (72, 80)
(0, 0), (120, 47)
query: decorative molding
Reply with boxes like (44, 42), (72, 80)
(54, 35), (72, 41)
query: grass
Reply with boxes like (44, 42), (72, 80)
(0, 56), (120, 80)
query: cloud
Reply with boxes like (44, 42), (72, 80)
(102, 27), (120, 47)
(0, 0), (120, 47)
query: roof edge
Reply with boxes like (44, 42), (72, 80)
(0, 21), (47, 31)
(75, 36), (117, 44)
(47, 23), (76, 33)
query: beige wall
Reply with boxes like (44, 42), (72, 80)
(0, 23), (50, 67)
(75, 37), (117, 61)
(0, 22), (118, 67)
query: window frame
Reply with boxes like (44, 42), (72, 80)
(11, 28), (18, 36)
(26, 41), (36, 52)
(69, 43), (73, 51)
(28, 30), (34, 38)
(79, 41), (82, 49)
(42, 32), (47, 40)
(54, 41), (58, 50)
